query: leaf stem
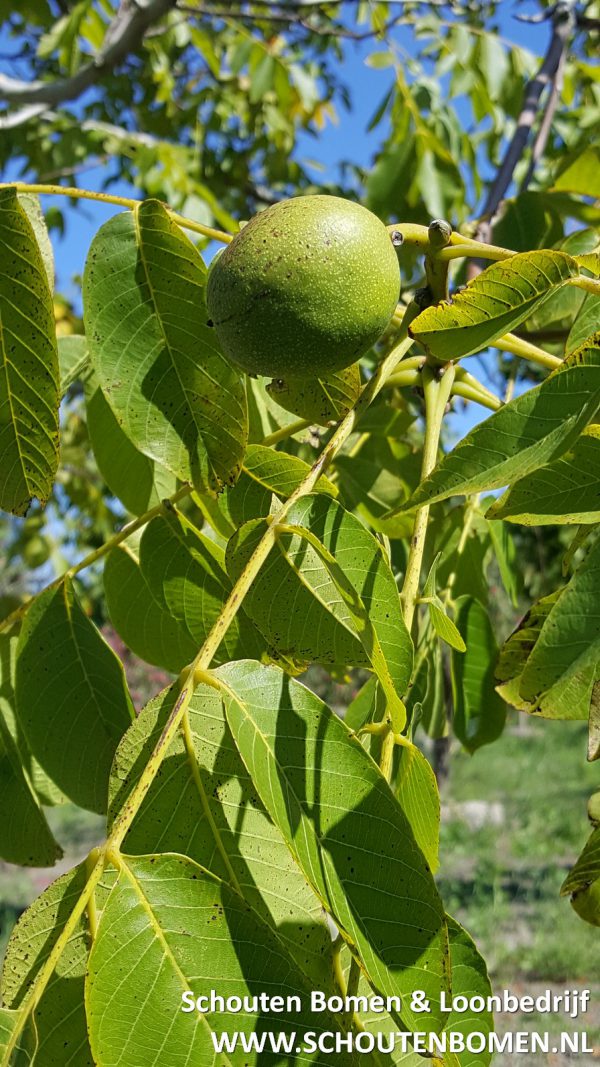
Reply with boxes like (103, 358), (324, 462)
(379, 363), (455, 781)
(495, 331), (562, 370)
(400, 365), (456, 635)
(0, 483), (194, 634)
(452, 368), (503, 411)
(569, 274), (600, 298)
(0, 182), (233, 244)
(260, 417), (313, 447)
(451, 381), (501, 412)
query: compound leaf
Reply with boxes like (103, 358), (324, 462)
(85, 372), (176, 516)
(266, 364), (361, 426)
(227, 494), (412, 691)
(139, 508), (264, 662)
(104, 542), (198, 672)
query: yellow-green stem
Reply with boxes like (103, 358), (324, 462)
(0, 483), (194, 634)
(569, 274), (600, 297)
(1, 182), (232, 244)
(260, 418), (313, 447)
(451, 381), (502, 412)
(379, 364), (455, 782)
(496, 332), (562, 370)
(400, 365), (456, 635)
(387, 223), (514, 262)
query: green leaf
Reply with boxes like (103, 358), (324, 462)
(411, 249), (581, 360)
(15, 576), (134, 812)
(344, 675), (378, 731)
(562, 827), (600, 896)
(243, 443), (337, 498)
(104, 542), (198, 671)
(0, 863), (94, 1064)
(495, 590), (561, 710)
(108, 681), (333, 991)
(518, 536), (600, 715)
(451, 597), (506, 753)
(85, 372), (177, 516)
(83, 200), (247, 493)
(495, 587), (596, 720)
(227, 494), (413, 692)
(389, 336), (600, 513)
(553, 146), (600, 198)
(590, 683), (600, 762)
(567, 295), (600, 354)
(57, 334), (89, 395)
(489, 426), (600, 525)
(0, 1008), (30, 1063)
(195, 469), (272, 539)
(277, 520), (407, 729)
(486, 514), (519, 604)
(443, 917), (494, 1067)
(139, 508), (264, 662)
(429, 600), (466, 652)
(266, 364), (361, 426)
(87, 853), (356, 1066)
(18, 192), (54, 291)
(0, 186), (60, 515)
(431, 506), (492, 605)
(336, 437), (419, 538)
(561, 827), (600, 927)
(492, 191), (561, 252)
(220, 660), (450, 1032)
(396, 742), (440, 873)
(0, 633), (61, 867)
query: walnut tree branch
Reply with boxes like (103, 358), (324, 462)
(0, 0), (176, 117)
(475, 1), (576, 244)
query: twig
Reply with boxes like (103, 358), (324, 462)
(475, 1), (576, 244)
(0, 0), (177, 123)
(520, 40), (567, 192)
(176, 2), (405, 40)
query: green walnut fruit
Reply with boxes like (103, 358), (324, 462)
(588, 791), (600, 827)
(206, 195), (400, 379)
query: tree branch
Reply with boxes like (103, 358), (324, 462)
(519, 39), (567, 194)
(0, 0), (176, 112)
(475, 1), (576, 242)
(176, 2), (405, 41)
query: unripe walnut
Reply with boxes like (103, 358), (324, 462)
(206, 195), (400, 379)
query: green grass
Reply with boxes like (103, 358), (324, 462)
(438, 713), (599, 984)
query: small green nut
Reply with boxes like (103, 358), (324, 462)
(587, 791), (600, 828)
(206, 195), (401, 379)
(571, 878), (600, 927)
